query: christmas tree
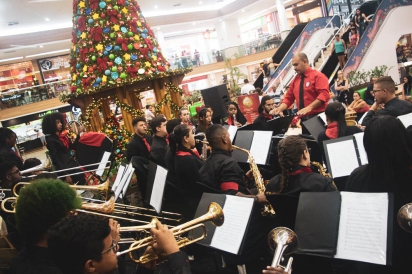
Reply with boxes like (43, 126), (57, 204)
(63, 0), (191, 102)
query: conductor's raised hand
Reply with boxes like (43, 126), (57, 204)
(269, 107), (284, 117)
(150, 221), (179, 255)
(297, 106), (313, 116)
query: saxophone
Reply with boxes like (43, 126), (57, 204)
(310, 161), (331, 178)
(232, 145), (276, 217)
(194, 133), (208, 161)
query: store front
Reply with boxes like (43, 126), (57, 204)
(0, 61), (36, 92)
(2, 105), (76, 152)
(38, 55), (71, 83)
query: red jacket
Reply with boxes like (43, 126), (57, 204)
(283, 67), (330, 116)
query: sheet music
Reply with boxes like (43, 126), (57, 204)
(149, 165), (168, 214)
(326, 140), (359, 178)
(353, 132), (368, 165)
(227, 126), (238, 142)
(318, 112), (327, 125)
(285, 127), (302, 135)
(211, 195), (254, 254)
(335, 192), (388, 265)
(358, 112), (368, 125)
(111, 164), (125, 192)
(397, 112), (412, 128)
(96, 152), (111, 176)
(249, 131), (272, 165)
(114, 163), (133, 201)
(122, 167), (135, 197)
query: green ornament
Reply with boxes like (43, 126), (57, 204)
(76, 88), (82, 93)
(114, 5), (119, 10)
(110, 33), (115, 38)
(127, 44), (133, 50)
(120, 72), (127, 79)
(92, 56), (96, 61)
(128, 31), (133, 37)
(80, 72), (84, 77)
(112, 67), (118, 72)
(109, 54), (115, 59)
(100, 20), (104, 25)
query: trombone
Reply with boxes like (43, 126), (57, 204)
(268, 227), (298, 274)
(116, 202), (224, 264)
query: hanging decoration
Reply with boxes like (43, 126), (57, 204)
(153, 83), (183, 117)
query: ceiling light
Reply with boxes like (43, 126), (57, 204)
(192, 22), (196, 25)
(45, 18), (50, 21)
(39, 45), (44, 48)
(242, 9), (245, 12)
(199, 1), (202, 4)
(26, 49), (70, 58)
(0, 57), (24, 63)
(157, 27), (160, 30)
(154, 5), (158, 8)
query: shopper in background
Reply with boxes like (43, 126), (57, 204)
(334, 70), (349, 105)
(330, 35), (346, 70)
(0, 128), (24, 170)
(347, 28), (359, 57)
(347, 91), (370, 121)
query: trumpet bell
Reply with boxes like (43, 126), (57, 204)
(398, 203), (412, 233)
(268, 227), (298, 255)
(208, 202), (224, 227)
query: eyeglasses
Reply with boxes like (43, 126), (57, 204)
(372, 89), (384, 94)
(101, 240), (119, 255)
(7, 169), (20, 175)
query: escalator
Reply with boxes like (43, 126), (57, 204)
(263, 16), (341, 93)
(254, 23), (308, 89)
(343, 0), (412, 84)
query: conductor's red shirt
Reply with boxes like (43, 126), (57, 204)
(283, 67), (330, 116)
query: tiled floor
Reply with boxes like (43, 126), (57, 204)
(23, 147), (48, 163)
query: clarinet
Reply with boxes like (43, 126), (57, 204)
(233, 114), (237, 126)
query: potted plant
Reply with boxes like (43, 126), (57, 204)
(224, 56), (248, 98)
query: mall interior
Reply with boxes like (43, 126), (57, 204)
(0, 0), (410, 151)
(1, 0), (412, 273)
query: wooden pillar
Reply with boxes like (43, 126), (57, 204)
(80, 95), (101, 132)
(153, 78), (172, 119)
(170, 75), (184, 118)
(100, 99), (111, 122)
(116, 87), (134, 132)
(125, 88), (141, 116)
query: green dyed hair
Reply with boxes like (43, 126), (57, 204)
(15, 179), (82, 246)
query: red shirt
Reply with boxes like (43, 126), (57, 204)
(283, 67), (330, 116)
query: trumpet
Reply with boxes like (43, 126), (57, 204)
(398, 203), (412, 233)
(268, 227), (298, 274)
(116, 202), (224, 264)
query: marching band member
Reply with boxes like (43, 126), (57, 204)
(0, 128), (24, 171)
(42, 112), (85, 185)
(266, 136), (337, 196)
(127, 117), (152, 162)
(253, 96), (275, 130)
(195, 108), (212, 134)
(346, 115), (412, 273)
(271, 52), (330, 118)
(361, 76), (412, 126)
(224, 101), (248, 127)
(179, 108), (196, 133)
(9, 179), (82, 274)
(149, 116), (168, 168)
(0, 162), (22, 233)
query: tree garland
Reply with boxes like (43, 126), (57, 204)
(80, 97), (144, 127)
(153, 83), (183, 118)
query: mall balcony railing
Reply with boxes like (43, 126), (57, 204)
(0, 79), (71, 110)
(167, 34), (283, 69)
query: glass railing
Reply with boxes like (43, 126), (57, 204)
(0, 79), (71, 110)
(167, 34), (283, 69)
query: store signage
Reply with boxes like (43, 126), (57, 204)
(38, 109), (58, 118)
(240, 18), (263, 32)
(38, 56), (70, 71)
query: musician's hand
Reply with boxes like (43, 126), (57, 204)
(263, 266), (288, 274)
(150, 222), (179, 255)
(256, 193), (269, 204)
(78, 125), (84, 133)
(141, 246), (157, 270)
(65, 176), (73, 184)
(245, 170), (254, 181)
(357, 124), (366, 131)
(109, 218), (120, 243)
(297, 106), (313, 116)
(236, 122), (243, 128)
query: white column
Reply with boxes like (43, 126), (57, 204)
(154, 30), (165, 49)
(215, 19), (243, 59)
(276, 0), (288, 32)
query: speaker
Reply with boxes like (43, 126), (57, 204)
(200, 84), (230, 119)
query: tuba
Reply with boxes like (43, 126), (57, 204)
(268, 227), (298, 274)
(232, 145), (276, 217)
